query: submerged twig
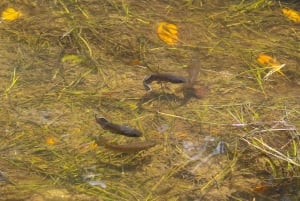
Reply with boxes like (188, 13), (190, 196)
(232, 120), (297, 132)
(4, 68), (19, 97)
(242, 137), (300, 167)
(263, 64), (286, 81)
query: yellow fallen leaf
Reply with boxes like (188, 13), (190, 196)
(1, 7), (23, 21)
(257, 54), (280, 67)
(257, 54), (286, 80)
(46, 137), (55, 145)
(157, 22), (179, 45)
(282, 8), (300, 23)
(61, 54), (84, 64)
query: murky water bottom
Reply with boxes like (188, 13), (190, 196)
(0, 0), (299, 200)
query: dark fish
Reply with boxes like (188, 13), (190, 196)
(95, 116), (142, 137)
(143, 73), (186, 91)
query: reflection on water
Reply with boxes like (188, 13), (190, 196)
(182, 136), (226, 173)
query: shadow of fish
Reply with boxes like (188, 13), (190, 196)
(95, 116), (142, 137)
(94, 136), (157, 153)
(182, 56), (206, 100)
(0, 171), (15, 185)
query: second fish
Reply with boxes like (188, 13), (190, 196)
(95, 116), (142, 137)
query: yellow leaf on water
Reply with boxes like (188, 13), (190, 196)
(157, 22), (179, 45)
(46, 137), (55, 145)
(1, 7), (23, 21)
(257, 54), (286, 80)
(257, 54), (280, 67)
(282, 8), (300, 23)
(61, 54), (84, 64)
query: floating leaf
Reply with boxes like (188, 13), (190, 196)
(61, 54), (84, 64)
(282, 8), (300, 23)
(1, 7), (23, 21)
(46, 137), (55, 145)
(257, 54), (280, 67)
(257, 54), (286, 80)
(157, 22), (178, 45)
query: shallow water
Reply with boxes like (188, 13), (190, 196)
(0, 0), (299, 200)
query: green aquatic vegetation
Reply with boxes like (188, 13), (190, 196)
(3, 68), (19, 98)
